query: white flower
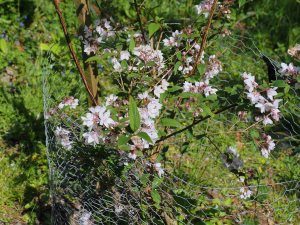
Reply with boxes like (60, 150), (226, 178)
(271, 108), (281, 121)
(147, 98), (162, 118)
(242, 72), (258, 93)
(183, 81), (193, 92)
(83, 131), (101, 146)
(246, 91), (262, 104)
(111, 57), (122, 72)
(279, 62), (299, 76)
(266, 87), (278, 101)
(138, 92), (149, 100)
(240, 187), (252, 199)
(83, 40), (98, 55)
(105, 94), (118, 106)
(79, 211), (92, 225)
(128, 152), (137, 160)
(120, 50), (130, 61)
(154, 162), (164, 177)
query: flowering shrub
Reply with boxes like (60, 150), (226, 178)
(46, 0), (300, 224)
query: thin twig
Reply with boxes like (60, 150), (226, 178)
(190, 0), (218, 76)
(134, 0), (147, 43)
(156, 103), (238, 143)
(53, 0), (98, 106)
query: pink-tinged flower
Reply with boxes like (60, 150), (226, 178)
(120, 50), (130, 61)
(154, 162), (164, 177)
(54, 126), (72, 150)
(58, 96), (79, 109)
(279, 62), (299, 76)
(262, 116), (273, 125)
(260, 134), (275, 158)
(133, 45), (164, 71)
(240, 187), (252, 199)
(266, 87), (278, 101)
(271, 108), (281, 121)
(83, 131), (101, 146)
(82, 106), (115, 129)
(195, 0), (214, 18)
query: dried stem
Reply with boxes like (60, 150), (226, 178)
(190, 0), (218, 76)
(53, 0), (98, 106)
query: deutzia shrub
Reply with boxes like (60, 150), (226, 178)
(47, 0), (300, 223)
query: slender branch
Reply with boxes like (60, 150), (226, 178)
(53, 0), (98, 106)
(134, 0), (147, 43)
(189, 0), (218, 76)
(156, 103), (238, 143)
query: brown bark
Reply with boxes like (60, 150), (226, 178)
(74, 0), (99, 105)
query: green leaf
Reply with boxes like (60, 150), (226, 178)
(129, 96), (141, 132)
(119, 145), (131, 151)
(85, 55), (102, 63)
(238, 0), (247, 7)
(129, 38), (135, 51)
(137, 132), (153, 143)
(0, 39), (8, 53)
(161, 118), (182, 128)
(148, 23), (160, 38)
(272, 80), (287, 88)
(151, 189), (161, 204)
(118, 135), (131, 146)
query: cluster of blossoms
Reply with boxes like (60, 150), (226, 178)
(183, 55), (222, 97)
(133, 45), (165, 71)
(162, 30), (182, 48)
(242, 72), (282, 125)
(110, 44), (164, 73)
(45, 96), (79, 119)
(81, 19), (115, 55)
(239, 186), (253, 199)
(58, 96), (79, 109)
(195, 0), (215, 18)
(279, 62), (300, 78)
(81, 105), (116, 146)
(260, 134), (275, 158)
(54, 126), (72, 150)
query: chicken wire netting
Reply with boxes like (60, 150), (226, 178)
(42, 23), (300, 225)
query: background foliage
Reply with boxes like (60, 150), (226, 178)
(0, 0), (299, 224)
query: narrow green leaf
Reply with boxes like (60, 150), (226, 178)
(148, 23), (160, 38)
(238, 0), (246, 7)
(0, 39), (8, 53)
(137, 132), (153, 143)
(129, 96), (141, 132)
(161, 118), (182, 128)
(151, 189), (161, 204)
(85, 55), (102, 63)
